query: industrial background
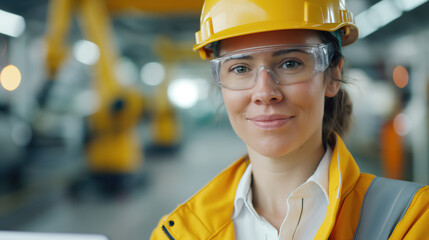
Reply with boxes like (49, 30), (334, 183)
(0, 0), (428, 239)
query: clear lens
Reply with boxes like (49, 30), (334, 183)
(210, 43), (333, 90)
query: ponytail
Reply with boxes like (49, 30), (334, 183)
(323, 88), (353, 147)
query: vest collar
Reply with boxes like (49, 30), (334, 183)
(314, 134), (361, 239)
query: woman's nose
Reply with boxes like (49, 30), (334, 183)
(251, 69), (283, 104)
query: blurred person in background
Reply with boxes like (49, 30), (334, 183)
(380, 90), (407, 180)
(151, 0), (429, 239)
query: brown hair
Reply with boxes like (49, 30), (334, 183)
(319, 31), (353, 147)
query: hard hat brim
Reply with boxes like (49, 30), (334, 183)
(194, 21), (358, 53)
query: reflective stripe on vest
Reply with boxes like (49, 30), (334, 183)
(353, 177), (424, 240)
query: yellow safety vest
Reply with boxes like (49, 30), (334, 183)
(151, 136), (429, 239)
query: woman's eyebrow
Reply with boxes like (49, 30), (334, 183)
(272, 48), (306, 57)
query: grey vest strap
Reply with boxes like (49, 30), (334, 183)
(353, 177), (424, 240)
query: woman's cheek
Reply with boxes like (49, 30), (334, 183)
(222, 90), (249, 113)
(222, 91), (248, 128)
(284, 84), (317, 106)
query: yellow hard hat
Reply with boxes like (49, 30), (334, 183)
(194, 0), (359, 59)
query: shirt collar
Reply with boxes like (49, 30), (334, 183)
(232, 163), (253, 219)
(307, 145), (332, 202)
(232, 146), (332, 219)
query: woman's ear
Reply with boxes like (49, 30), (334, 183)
(325, 58), (343, 97)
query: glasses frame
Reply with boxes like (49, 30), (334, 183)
(210, 43), (334, 90)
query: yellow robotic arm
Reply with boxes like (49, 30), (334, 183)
(43, 0), (204, 184)
(105, 0), (203, 13)
(44, 0), (143, 175)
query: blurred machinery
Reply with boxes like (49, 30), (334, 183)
(42, 0), (203, 194)
(146, 37), (203, 152)
(0, 104), (26, 194)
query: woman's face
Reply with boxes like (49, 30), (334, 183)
(219, 30), (340, 158)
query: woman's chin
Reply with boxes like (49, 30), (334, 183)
(249, 144), (295, 159)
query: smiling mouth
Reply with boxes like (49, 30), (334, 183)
(248, 115), (295, 129)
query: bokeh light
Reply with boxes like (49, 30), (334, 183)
(116, 57), (138, 86)
(140, 62), (165, 86)
(393, 65), (409, 88)
(167, 79), (199, 109)
(73, 40), (100, 65)
(0, 64), (22, 91)
(393, 113), (411, 136)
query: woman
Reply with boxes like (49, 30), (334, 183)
(151, 0), (429, 239)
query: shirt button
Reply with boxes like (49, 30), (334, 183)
(168, 220), (175, 226)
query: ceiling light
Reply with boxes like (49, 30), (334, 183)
(0, 9), (25, 37)
(356, 0), (428, 39)
(356, 11), (380, 38)
(393, 0), (429, 11)
(371, 0), (402, 27)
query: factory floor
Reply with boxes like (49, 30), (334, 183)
(0, 125), (381, 240)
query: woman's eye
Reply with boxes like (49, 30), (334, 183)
(281, 60), (301, 69)
(231, 65), (249, 74)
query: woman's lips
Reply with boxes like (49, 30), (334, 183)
(248, 115), (294, 129)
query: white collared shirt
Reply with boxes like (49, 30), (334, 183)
(232, 146), (332, 240)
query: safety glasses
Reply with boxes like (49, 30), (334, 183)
(210, 43), (334, 90)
